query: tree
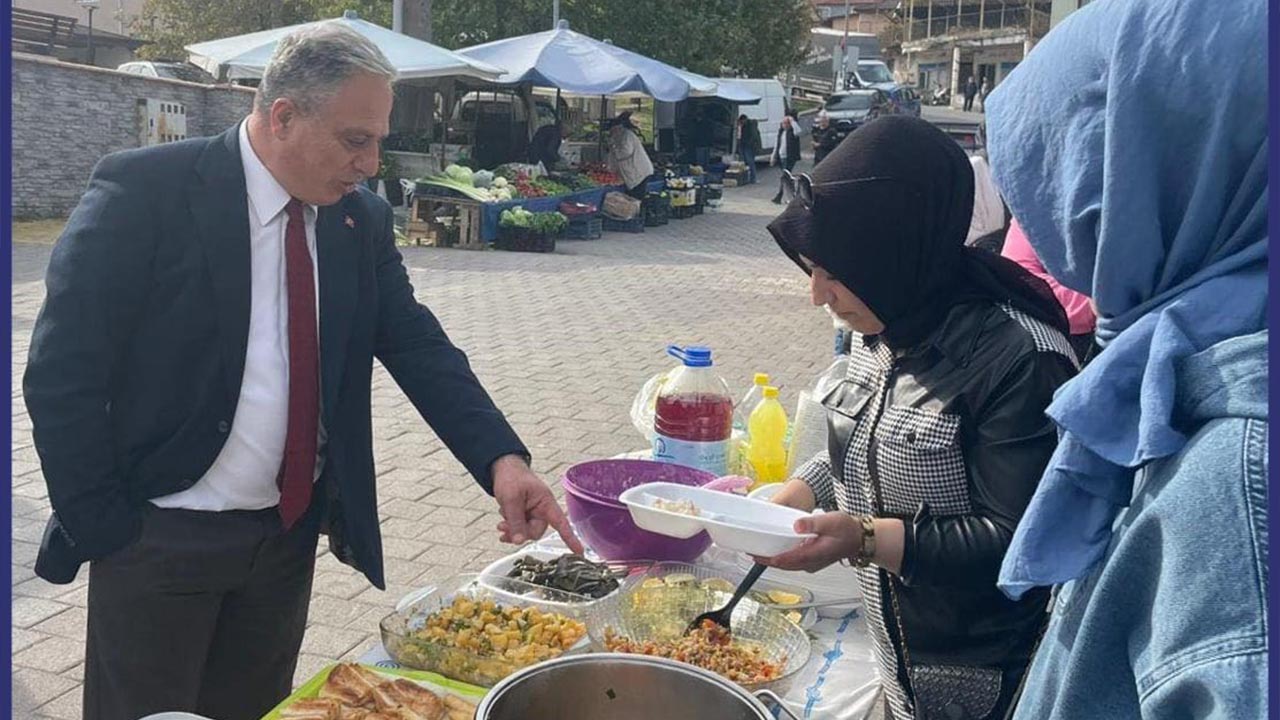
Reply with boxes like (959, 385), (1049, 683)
(432, 0), (814, 78)
(136, 0), (814, 79)
(133, 0), (391, 61)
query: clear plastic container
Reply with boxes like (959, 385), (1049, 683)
(652, 345), (734, 476)
(732, 372), (771, 433)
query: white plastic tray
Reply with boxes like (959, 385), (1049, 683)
(477, 548), (647, 609)
(620, 482), (817, 557)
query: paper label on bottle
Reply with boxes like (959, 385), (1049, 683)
(652, 435), (729, 476)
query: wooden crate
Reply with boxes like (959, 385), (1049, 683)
(404, 195), (485, 250)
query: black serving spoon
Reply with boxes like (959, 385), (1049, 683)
(685, 562), (768, 635)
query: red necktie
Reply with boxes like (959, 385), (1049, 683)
(278, 198), (319, 529)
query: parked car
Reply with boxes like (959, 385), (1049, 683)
(894, 87), (923, 117)
(849, 59), (896, 90)
(844, 60), (921, 117)
(823, 89), (893, 141)
(117, 61), (215, 84)
(718, 78), (790, 161)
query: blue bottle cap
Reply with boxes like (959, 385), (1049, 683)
(666, 344), (713, 367)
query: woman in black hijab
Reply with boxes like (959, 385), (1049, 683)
(760, 116), (1078, 720)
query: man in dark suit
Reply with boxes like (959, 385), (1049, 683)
(23, 24), (580, 720)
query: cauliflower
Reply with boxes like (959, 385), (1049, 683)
(492, 176), (509, 189)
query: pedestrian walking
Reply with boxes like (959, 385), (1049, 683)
(963, 75), (978, 112)
(735, 114), (760, 184)
(770, 115), (801, 204)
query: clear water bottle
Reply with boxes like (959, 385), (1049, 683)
(733, 372), (771, 433)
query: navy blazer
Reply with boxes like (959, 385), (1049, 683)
(24, 125), (528, 588)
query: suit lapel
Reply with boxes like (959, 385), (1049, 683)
(316, 199), (360, 426)
(189, 128), (252, 401)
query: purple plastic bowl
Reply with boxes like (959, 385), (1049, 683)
(563, 459), (718, 503)
(561, 459), (716, 563)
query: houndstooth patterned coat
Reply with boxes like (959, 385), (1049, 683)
(797, 302), (1078, 720)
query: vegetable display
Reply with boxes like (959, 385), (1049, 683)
(579, 163), (622, 186)
(499, 207), (567, 235)
(417, 164), (514, 203)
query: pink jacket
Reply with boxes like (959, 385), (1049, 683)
(1001, 219), (1097, 335)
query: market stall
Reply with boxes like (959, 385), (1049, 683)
(185, 11), (504, 82)
(186, 11), (507, 201)
(404, 162), (627, 250)
(385, 22), (748, 250)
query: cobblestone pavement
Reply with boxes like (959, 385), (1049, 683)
(10, 166), (836, 718)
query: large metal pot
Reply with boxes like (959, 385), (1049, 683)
(474, 653), (799, 720)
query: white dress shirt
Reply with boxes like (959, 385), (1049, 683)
(152, 120), (326, 511)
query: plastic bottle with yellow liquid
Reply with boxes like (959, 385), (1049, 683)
(744, 386), (789, 490)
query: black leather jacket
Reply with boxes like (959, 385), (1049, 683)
(799, 300), (1077, 717)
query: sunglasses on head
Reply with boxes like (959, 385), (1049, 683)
(782, 171), (899, 212)
(783, 171), (877, 211)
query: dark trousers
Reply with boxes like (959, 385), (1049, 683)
(84, 503), (321, 720)
(964, 94), (976, 112)
(739, 149), (757, 184)
(773, 157), (799, 201)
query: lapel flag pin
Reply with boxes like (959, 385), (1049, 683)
(344, 216), (356, 229)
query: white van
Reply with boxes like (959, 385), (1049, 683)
(718, 78), (790, 161)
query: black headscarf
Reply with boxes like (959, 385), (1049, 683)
(767, 115), (1067, 350)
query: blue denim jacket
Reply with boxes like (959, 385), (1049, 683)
(1013, 331), (1269, 719)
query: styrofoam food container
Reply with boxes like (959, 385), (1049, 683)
(747, 483), (785, 502)
(620, 482), (817, 557)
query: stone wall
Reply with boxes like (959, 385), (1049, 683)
(11, 53), (256, 219)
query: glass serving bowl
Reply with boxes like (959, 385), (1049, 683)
(587, 583), (812, 694)
(627, 561), (817, 629)
(379, 573), (592, 688)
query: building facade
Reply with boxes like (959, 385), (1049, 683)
(899, 0), (1052, 109)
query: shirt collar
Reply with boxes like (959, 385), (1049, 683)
(238, 119), (316, 226)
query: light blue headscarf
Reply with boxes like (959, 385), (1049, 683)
(985, 0), (1269, 599)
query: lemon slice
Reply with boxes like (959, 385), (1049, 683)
(701, 578), (735, 593)
(766, 590), (804, 606)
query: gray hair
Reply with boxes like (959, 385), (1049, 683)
(255, 22), (397, 114)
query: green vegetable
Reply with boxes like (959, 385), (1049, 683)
(415, 176), (493, 203)
(500, 206), (535, 228)
(444, 164), (474, 185)
(499, 208), (566, 235)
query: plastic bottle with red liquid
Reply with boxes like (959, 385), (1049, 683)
(652, 345), (734, 476)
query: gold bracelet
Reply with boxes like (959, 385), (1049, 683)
(854, 515), (876, 567)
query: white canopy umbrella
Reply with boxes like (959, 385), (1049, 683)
(457, 21), (703, 102)
(671, 70), (761, 105)
(186, 11), (504, 82)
